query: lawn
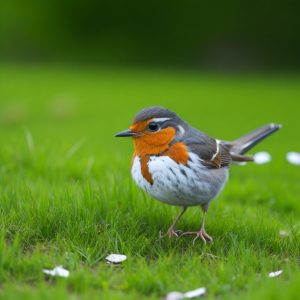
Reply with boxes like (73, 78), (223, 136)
(0, 65), (299, 299)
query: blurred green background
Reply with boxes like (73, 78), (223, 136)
(1, 0), (300, 70)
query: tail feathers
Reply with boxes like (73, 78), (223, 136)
(230, 153), (254, 162)
(230, 123), (282, 155)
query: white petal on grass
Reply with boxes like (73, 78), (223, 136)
(269, 270), (283, 278)
(43, 265), (70, 278)
(165, 292), (184, 300)
(105, 254), (127, 264)
(279, 230), (289, 237)
(286, 152), (300, 166)
(254, 152), (271, 164)
(184, 287), (207, 298)
(166, 288), (207, 300)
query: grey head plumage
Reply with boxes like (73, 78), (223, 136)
(132, 106), (212, 143)
(132, 106), (188, 136)
(133, 106), (180, 124)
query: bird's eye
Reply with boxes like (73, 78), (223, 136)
(148, 122), (159, 132)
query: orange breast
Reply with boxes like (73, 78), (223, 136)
(163, 142), (189, 165)
(131, 141), (189, 185)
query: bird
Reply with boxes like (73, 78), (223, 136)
(115, 106), (281, 244)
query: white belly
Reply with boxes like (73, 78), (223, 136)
(131, 153), (229, 206)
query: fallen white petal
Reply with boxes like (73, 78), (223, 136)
(165, 292), (184, 300)
(166, 288), (206, 300)
(184, 287), (207, 298)
(286, 152), (300, 166)
(43, 265), (69, 278)
(105, 254), (127, 264)
(254, 152), (272, 164)
(279, 230), (289, 237)
(269, 270), (283, 278)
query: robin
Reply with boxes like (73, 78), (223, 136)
(115, 106), (281, 244)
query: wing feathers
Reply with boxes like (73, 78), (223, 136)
(187, 140), (232, 169)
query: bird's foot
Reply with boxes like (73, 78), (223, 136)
(159, 228), (183, 239)
(181, 228), (213, 245)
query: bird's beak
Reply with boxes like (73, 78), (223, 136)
(115, 129), (140, 137)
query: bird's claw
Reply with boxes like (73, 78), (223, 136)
(181, 229), (213, 245)
(159, 229), (183, 239)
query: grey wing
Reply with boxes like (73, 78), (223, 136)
(182, 126), (232, 169)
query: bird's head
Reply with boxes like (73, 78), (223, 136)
(115, 106), (186, 155)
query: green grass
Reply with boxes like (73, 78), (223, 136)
(0, 65), (299, 299)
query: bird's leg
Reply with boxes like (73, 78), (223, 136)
(181, 205), (213, 244)
(159, 207), (187, 238)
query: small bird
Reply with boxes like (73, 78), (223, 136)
(115, 107), (281, 244)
